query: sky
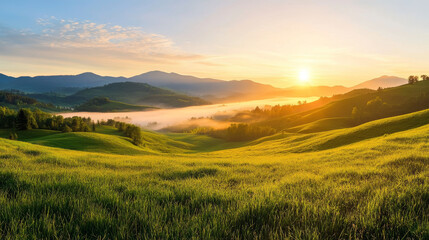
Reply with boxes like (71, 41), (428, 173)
(1, 0), (429, 87)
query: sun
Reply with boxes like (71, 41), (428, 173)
(298, 68), (310, 84)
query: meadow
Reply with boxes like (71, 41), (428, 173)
(0, 109), (428, 239)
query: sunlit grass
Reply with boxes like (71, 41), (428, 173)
(0, 111), (428, 239)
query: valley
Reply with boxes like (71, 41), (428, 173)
(2, 2), (429, 239)
(0, 105), (427, 239)
(0, 78), (428, 238)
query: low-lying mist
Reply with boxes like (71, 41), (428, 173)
(60, 97), (318, 130)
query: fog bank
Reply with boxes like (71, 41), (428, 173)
(59, 97), (318, 130)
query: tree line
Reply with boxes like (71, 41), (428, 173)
(408, 74), (429, 84)
(176, 123), (277, 142)
(0, 91), (56, 109)
(0, 106), (143, 145)
(226, 123), (276, 141)
(0, 107), (94, 135)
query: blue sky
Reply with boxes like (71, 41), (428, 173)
(1, 0), (429, 87)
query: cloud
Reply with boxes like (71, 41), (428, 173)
(196, 61), (225, 67)
(36, 18), (174, 53)
(0, 17), (203, 71)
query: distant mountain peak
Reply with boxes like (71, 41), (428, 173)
(375, 75), (399, 79)
(77, 72), (99, 77)
(135, 70), (172, 76)
(352, 75), (407, 90)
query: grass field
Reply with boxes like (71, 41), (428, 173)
(0, 110), (428, 239)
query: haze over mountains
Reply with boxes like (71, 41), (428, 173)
(351, 75), (408, 89)
(0, 71), (407, 103)
(71, 82), (210, 108)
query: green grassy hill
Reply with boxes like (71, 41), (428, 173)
(0, 125), (234, 154)
(0, 107), (427, 238)
(0, 128), (149, 155)
(71, 82), (210, 108)
(247, 108), (429, 153)
(257, 80), (429, 131)
(286, 117), (353, 133)
(75, 97), (157, 112)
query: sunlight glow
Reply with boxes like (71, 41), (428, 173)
(298, 68), (310, 84)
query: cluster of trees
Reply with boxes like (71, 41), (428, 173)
(0, 107), (94, 135)
(0, 106), (144, 145)
(226, 123), (276, 141)
(352, 96), (389, 123)
(101, 119), (142, 145)
(15, 108), (93, 132)
(0, 91), (38, 105)
(242, 100), (313, 119)
(0, 106), (16, 128)
(250, 105), (296, 118)
(75, 97), (109, 111)
(0, 91), (55, 109)
(408, 74), (429, 84)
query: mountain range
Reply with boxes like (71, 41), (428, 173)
(70, 82), (210, 108)
(0, 71), (408, 103)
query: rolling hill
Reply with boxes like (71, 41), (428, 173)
(70, 82), (210, 108)
(75, 97), (157, 112)
(255, 79), (429, 131)
(0, 90), (60, 112)
(0, 105), (427, 238)
(0, 128), (150, 155)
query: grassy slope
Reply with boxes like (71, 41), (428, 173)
(286, 117), (353, 133)
(0, 110), (428, 238)
(247, 108), (429, 153)
(3, 108), (429, 155)
(257, 80), (429, 131)
(0, 126), (240, 154)
(0, 128), (149, 155)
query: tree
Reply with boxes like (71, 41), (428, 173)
(54, 115), (64, 130)
(32, 108), (51, 128)
(421, 75), (429, 81)
(62, 125), (72, 133)
(92, 122), (96, 132)
(131, 127), (142, 145)
(366, 96), (384, 113)
(408, 75), (419, 84)
(82, 124), (90, 132)
(227, 123), (276, 141)
(351, 106), (363, 123)
(125, 125), (142, 145)
(0, 106), (16, 128)
(16, 109), (38, 130)
(9, 131), (17, 140)
(253, 106), (262, 114)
